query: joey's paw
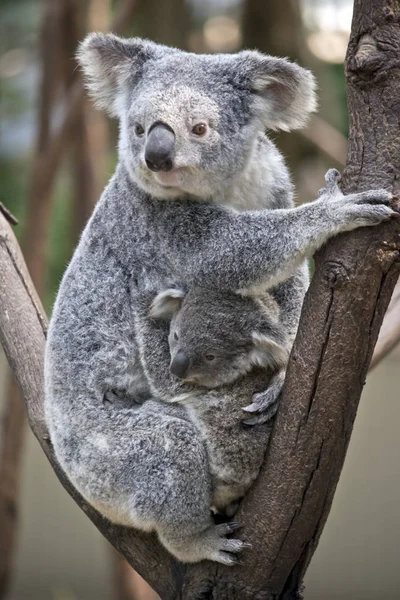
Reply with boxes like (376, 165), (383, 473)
(317, 168), (342, 197)
(242, 384), (281, 426)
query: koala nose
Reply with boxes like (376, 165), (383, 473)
(170, 350), (190, 379)
(145, 122), (175, 172)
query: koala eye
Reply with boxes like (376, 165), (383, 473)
(192, 122), (208, 136)
(174, 332), (179, 341)
(205, 354), (215, 362)
(135, 124), (145, 137)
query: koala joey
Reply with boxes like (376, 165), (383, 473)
(149, 286), (288, 514)
(45, 34), (395, 565)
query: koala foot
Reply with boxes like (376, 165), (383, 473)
(160, 522), (250, 565)
(208, 522), (250, 565)
(242, 369), (285, 426)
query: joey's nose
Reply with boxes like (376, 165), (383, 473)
(145, 122), (175, 172)
(170, 350), (190, 379)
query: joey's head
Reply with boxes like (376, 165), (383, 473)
(149, 287), (289, 389)
(77, 33), (316, 200)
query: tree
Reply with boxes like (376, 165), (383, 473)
(0, 0), (399, 598)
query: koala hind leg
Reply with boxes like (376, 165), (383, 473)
(159, 521), (249, 566)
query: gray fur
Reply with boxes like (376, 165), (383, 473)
(45, 35), (394, 564)
(150, 286), (288, 512)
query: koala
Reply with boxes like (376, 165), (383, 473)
(149, 286), (288, 514)
(149, 286), (288, 389)
(45, 34), (395, 565)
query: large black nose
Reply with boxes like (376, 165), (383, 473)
(145, 122), (175, 172)
(170, 350), (190, 379)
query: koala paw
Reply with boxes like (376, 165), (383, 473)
(212, 522), (250, 565)
(337, 189), (395, 229)
(317, 170), (396, 232)
(242, 372), (284, 426)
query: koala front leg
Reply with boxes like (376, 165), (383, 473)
(242, 264), (309, 423)
(242, 368), (285, 425)
(164, 170), (394, 291)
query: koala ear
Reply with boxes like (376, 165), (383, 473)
(250, 332), (289, 370)
(238, 51), (317, 131)
(149, 289), (186, 320)
(76, 33), (157, 116)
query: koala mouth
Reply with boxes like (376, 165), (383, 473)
(154, 169), (183, 188)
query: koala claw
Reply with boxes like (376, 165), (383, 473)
(242, 397), (279, 426)
(242, 411), (277, 426)
(243, 389), (279, 414)
(217, 521), (242, 534)
(201, 522), (249, 566)
(242, 382), (282, 426)
(219, 553), (242, 566)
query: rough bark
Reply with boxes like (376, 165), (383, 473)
(0, 1), (399, 599)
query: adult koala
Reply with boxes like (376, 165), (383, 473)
(44, 34), (394, 564)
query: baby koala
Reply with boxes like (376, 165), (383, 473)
(150, 286), (290, 514)
(150, 286), (289, 390)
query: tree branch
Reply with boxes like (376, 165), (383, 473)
(0, 214), (179, 600)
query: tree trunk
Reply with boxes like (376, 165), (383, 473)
(0, 1), (399, 599)
(134, 0), (190, 49)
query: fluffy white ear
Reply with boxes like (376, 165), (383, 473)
(149, 289), (186, 320)
(250, 332), (289, 370)
(238, 51), (317, 131)
(76, 33), (157, 116)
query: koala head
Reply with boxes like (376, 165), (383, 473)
(77, 34), (316, 201)
(149, 287), (289, 389)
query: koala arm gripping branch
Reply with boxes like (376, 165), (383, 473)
(242, 266), (310, 424)
(163, 171), (393, 292)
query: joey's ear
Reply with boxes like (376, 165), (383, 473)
(250, 332), (289, 370)
(76, 33), (158, 116)
(149, 289), (186, 320)
(238, 51), (317, 131)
